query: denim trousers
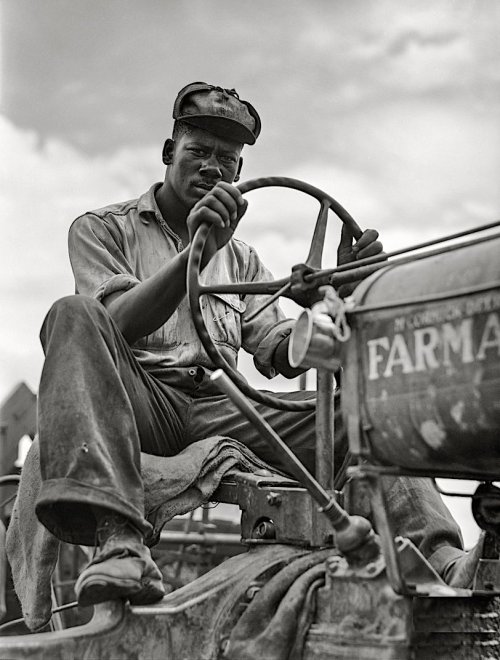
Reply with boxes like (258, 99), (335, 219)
(35, 295), (464, 575)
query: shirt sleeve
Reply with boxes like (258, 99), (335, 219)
(68, 212), (140, 301)
(240, 245), (296, 379)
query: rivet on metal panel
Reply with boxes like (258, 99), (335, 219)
(266, 492), (282, 506)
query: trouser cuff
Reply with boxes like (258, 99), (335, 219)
(36, 478), (152, 547)
(426, 544), (465, 578)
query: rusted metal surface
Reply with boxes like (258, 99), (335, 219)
(305, 553), (414, 659)
(0, 547), (312, 659)
(412, 595), (500, 659)
(304, 552), (500, 660)
(345, 468), (472, 597)
(343, 236), (500, 479)
(474, 558), (500, 592)
(0, 602), (124, 659)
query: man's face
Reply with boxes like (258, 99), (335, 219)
(168, 127), (243, 209)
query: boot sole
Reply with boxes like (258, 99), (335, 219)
(129, 579), (165, 605)
(76, 574), (165, 607)
(76, 574), (143, 607)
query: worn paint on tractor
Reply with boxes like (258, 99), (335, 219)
(344, 236), (500, 480)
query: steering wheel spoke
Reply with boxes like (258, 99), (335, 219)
(243, 281), (292, 323)
(306, 197), (330, 268)
(200, 277), (289, 296)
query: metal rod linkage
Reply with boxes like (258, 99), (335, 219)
(315, 369), (335, 491)
(310, 225), (500, 284)
(210, 369), (348, 530)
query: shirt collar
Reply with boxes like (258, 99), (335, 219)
(137, 183), (163, 225)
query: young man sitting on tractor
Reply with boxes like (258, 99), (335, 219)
(34, 82), (479, 607)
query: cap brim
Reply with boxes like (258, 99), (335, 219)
(177, 114), (256, 145)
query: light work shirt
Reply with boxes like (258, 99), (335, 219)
(68, 183), (294, 379)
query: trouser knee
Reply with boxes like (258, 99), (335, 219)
(47, 294), (103, 319)
(40, 295), (110, 350)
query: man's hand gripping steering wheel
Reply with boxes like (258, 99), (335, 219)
(187, 181), (248, 268)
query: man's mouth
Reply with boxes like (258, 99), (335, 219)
(193, 180), (216, 193)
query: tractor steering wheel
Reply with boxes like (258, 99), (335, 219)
(187, 176), (362, 412)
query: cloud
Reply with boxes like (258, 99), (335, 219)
(0, 115), (162, 399)
(5, 1), (500, 159)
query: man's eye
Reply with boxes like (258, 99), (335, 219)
(189, 148), (206, 157)
(221, 156), (237, 165)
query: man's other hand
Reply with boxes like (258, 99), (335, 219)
(187, 182), (248, 263)
(337, 225), (384, 267)
(336, 225), (385, 297)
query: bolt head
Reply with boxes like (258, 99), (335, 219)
(266, 492), (282, 506)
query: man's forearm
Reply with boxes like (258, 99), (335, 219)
(103, 249), (190, 344)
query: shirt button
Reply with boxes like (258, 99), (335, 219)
(188, 368), (196, 377)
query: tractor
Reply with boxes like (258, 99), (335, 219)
(0, 177), (499, 659)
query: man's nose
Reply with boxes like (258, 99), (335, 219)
(200, 154), (222, 177)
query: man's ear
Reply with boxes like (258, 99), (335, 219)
(162, 139), (175, 166)
(233, 156), (243, 183)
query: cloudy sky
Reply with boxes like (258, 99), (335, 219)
(1, 0), (499, 544)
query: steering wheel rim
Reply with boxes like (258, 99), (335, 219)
(237, 177), (362, 243)
(187, 176), (362, 411)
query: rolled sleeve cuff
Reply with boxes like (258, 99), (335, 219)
(253, 320), (295, 379)
(94, 274), (140, 302)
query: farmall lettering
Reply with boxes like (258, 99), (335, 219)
(359, 291), (500, 477)
(367, 292), (500, 382)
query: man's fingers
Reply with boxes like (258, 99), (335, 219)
(210, 185), (239, 221)
(355, 240), (384, 260)
(216, 180), (246, 201)
(188, 182), (248, 257)
(338, 223), (354, 249)
(235, 198), (248, 221)
(337, 225), (384, 267)
(196, 183), (245, 227)
(200, 195), (233, 226)
(352, 228), (379, 253)
(192, 190), (235, 227)
(190, 206), (225, 229)
(190, 195), (247, 235)
(213, 181), (246, 211)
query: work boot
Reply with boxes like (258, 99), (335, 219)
(75, 511), (165, 607)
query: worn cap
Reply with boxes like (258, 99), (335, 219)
(173, 82), (261, 145)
